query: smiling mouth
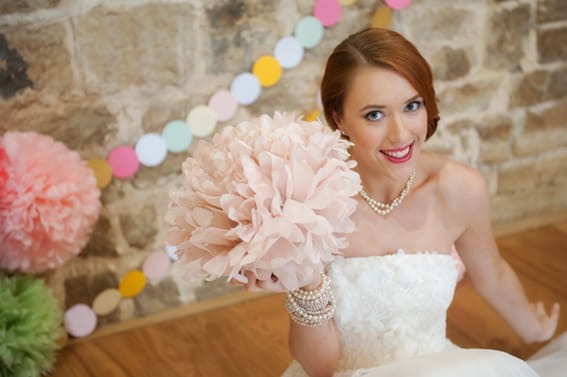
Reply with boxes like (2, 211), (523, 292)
(380, 142), (414, 162)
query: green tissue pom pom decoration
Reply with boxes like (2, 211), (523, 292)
(0, 275), (64, 377)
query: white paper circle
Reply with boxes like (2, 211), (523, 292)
(165, 245), (179, 261)
(187, 105), (217, 138)
(274, 37), (304, 69)
(64, 304), (97, 338)
(135, 133), (168, 167)
(230, 73), (261, 105)
(317, 89), (323, 110)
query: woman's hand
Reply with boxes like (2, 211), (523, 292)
(229, 271), (287, 292)
(229, 271), (323, 293)
(523, 302), (561, 343)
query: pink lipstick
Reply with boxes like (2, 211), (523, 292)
(380, 142), (414, 163)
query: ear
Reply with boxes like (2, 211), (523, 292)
(333, 111), (346, 135)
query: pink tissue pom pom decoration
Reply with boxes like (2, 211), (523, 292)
(0, 132), (101, 274)
(166, 112), (361, 291)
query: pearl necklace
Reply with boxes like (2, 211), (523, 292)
(359, 170), (416, 215)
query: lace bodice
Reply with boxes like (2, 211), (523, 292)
(328, 250), (458, 371)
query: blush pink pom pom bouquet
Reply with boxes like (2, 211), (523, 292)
(165, 112), (360, 291)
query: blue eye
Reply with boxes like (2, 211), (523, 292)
(405, 101), (422, 112)
(365, 111), (384, 121)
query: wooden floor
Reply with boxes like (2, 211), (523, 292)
(48, 221), (567, 377)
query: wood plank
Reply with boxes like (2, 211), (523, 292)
(493, 211), (567, 237)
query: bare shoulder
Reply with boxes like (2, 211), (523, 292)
(422, 152), (490, 216)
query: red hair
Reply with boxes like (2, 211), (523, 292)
(321, 28), (439, 140)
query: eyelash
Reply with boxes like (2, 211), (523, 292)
(405, 100), (423, 112)
(364, 111), (383, 121)
(364, 100), (423, 121)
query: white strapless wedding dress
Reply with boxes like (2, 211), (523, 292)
(281, 251), (567, 377)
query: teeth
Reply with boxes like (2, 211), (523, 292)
(383, 145), (410, 159)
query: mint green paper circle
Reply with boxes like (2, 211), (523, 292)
(294, 16), (324, 49)
(162, 120), (192, 153)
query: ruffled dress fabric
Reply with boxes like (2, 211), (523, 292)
(281, 251), (566, 377)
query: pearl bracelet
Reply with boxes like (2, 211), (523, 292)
(285, 272), (335, 327)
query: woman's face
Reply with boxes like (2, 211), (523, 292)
(335, 66), (428, 182)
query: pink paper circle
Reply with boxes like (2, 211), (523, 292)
(385, 0), (413, 10)
(64, 304), (97, 338)
(208, 90), (238, 122)
(313, 0), (342, 27)
(142, 251), (172, 281)
(108, 146), (139, 178)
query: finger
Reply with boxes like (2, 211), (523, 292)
(258, 278), (287, 293)
(229, 278), (245, 287)
(535, 302), (545, 317)
(266, 274), (286, 291)
(243, 271), (258, 291)
(551, 302), (561, 319)
(230, 273), (248, 285)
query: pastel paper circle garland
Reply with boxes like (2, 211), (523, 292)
(64, 304), (97, 338)
(294, 16), (324, 48)
(108, 146), (139, 178)
(187, 105), (217, 138)
(63, 248), (175, 338)
(314, 0), (342, 27)
(385, 0), (413, 10)
(83, 0), (416, 191)
(274, 37), (304, 69)
(231, 73), (262, 105)
(162, 120), (193, 153)
(253, 55), (283, 87)
(135, 133), (168, 167)
(209, 90), (238, 122)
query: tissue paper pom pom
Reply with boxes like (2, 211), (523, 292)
(0, 132), (101, 274)
(0, 275), (64, 376)
(166, 112), (360, 291)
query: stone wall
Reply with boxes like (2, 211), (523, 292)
(1, 0), (566, 328)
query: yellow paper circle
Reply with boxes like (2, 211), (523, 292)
(93, 288), (122, 315)
(87, 158), (112, 189)
(303, 109), (321, 122)
(340, 0), (356, 5)
(119, 270), (146, 298)
(252, 55), (282, 87)
(371, 6), (393, 29)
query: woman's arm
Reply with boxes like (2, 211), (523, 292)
(236, 272), (341, 377)
(451, 168), (560, 343)
(288, 313), (341, 377)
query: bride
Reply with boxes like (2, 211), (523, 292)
(232, 28), (565, 376)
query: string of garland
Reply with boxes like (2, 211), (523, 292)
(86, 0), (400, 189)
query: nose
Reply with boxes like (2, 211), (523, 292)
(387, 113), (409, 145)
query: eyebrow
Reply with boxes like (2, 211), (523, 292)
(359, 94), (422, 112)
